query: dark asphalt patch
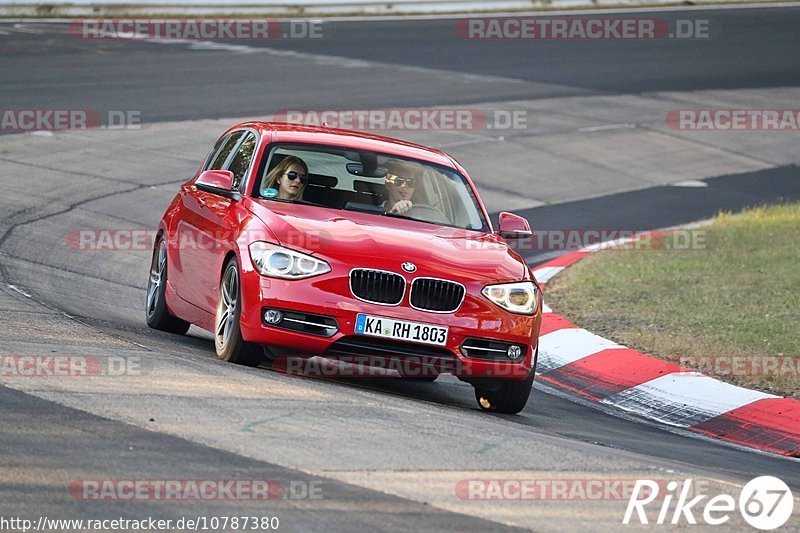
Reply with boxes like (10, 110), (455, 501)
(500, 165), (800, 263)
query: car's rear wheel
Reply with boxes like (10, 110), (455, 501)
(473, 371), (534, 414)
(215, 257), (264, 367)
(145, 238), (191, 335)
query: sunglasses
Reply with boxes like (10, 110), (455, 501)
(284, 171), (308, 184)
(386, 176), (417, 188)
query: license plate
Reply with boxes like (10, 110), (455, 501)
(355, 313), (448, 346)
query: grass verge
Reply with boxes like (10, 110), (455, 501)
(544, 202), (800, 398)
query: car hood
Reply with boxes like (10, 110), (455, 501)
(246, 199), (526, 283)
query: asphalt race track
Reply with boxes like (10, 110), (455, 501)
(3, 9), (800, 122)
(1, 6), (799, 531)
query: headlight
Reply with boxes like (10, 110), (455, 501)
(482, 281), (539, 315)
(249, 242), (331, 279)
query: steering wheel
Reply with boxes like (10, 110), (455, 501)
(406, 204), (448, 224)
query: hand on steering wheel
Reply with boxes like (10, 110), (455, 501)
(390, 200), (413, 214)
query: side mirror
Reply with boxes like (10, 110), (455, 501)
(497, 212), (532, 238)
(195, 170), (241, 201)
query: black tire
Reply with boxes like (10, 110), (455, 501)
(145, 238), (191, 335)
(214, 257), (264, 367)
(473, 371), (534, 414)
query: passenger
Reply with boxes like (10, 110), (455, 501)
(261, 156), (309, 200)
(383, 159), (422, 215)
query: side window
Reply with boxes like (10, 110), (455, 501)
(226, 132), (257, 190)
(203, 133), (229, 171)
(208, 131), (244, 170)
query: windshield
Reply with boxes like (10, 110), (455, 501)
(252, 143), (488, 232)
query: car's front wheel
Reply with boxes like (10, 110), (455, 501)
(214, 257), (264, 367)
(145, 238), (191, 335)
(473, 371), (534, 414)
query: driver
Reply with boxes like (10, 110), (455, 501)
(383, 159), (423, 215)
(261, 156), (309, 200)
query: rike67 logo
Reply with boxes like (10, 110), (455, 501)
(624, 476), (794, 530)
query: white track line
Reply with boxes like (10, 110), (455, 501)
(538, 328), (623, 372)
(532, 265), (565, 283)
(602, 372), (777, 427)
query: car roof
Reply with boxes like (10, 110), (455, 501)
(231, 121), (457, 169)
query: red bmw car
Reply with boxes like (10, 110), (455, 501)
(146, 122), (542, 413)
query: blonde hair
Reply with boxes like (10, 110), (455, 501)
(261, 155), (309, 199)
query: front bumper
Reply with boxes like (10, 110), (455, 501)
(238, 266), (541, 381)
